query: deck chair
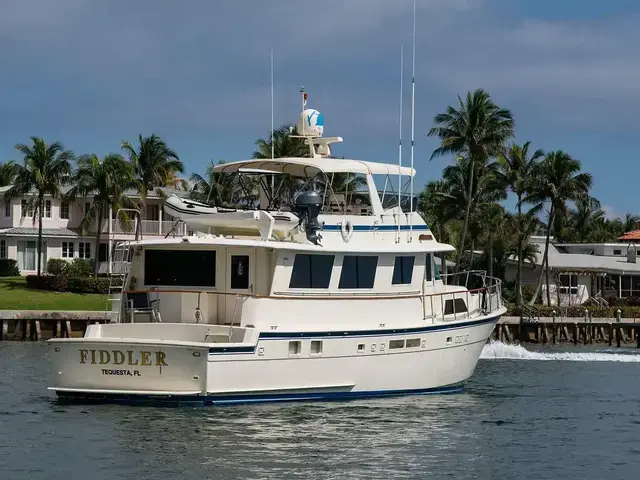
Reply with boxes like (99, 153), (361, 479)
(124, 292), (162, 323)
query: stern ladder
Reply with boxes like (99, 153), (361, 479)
(106, 208), (140, 323)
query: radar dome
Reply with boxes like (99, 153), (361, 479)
(297, 109), (324, 137)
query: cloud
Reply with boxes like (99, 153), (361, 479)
(2, 0), (640, 154)
(426, 14), (640, 130)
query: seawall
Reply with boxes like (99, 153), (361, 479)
(495, 316), (640, 347)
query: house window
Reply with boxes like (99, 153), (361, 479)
(338, 255), (378, 289)
(17, 240), (46, 271)
(60, 202), (70, 219)
(21, 199), (34, 217)
(392, 256), (415, 285)
(289, 254), (334, 289)
(558, 274), (578, 295)
(43, 200), (51, 218)
(62, 242), (74, 258)
(78, 242), (91, 259)
(146, 204), (160, 221)
(0, 240), (6, 259)
(144, 249), (216, 286)
(4, 202), (9, 217)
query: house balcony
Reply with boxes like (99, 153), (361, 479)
(95, 219), (187, 237)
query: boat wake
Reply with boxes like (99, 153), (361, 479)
(480, 341), (640, 362)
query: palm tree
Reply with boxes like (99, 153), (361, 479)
(622, 213), (640, 233)
(474, 203), (509, 278)
(419, 179), (458, 275)
(190, 160), (257, 208)
(428, 89), (514, 273)
(4, 138), (74, 275)
(252, 125), (309, 159)
(0, 161), (17, 186)
(527, 150), (592, 305)
(121, 134), (184, 217)
(67, 153), (135, 273)
(252, 125), (309, 207)
(565, 196), (605, 242)
(497, 141), (544, 305)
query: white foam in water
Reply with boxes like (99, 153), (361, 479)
(480, 340), (640, 362)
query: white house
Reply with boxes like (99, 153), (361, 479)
(505, 236), (640, 306)
(0, 186), (189, 275)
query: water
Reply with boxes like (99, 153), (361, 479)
(1, 341), (640, 480)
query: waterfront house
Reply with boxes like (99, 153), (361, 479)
(504, 236), (640, 306)
(0, 186), (189, 274)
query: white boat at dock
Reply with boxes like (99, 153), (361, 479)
(47, 90), (506, 406)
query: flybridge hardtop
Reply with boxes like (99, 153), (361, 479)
(212, 156), (416, 178)
(47, 87), (505, 407)
(163, 94), (424, 246)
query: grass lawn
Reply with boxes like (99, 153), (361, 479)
(0, 277), (106, 311)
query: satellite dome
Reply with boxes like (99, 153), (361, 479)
(297, 108), (324, 137)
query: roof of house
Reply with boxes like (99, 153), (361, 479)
(0, 227), (80, 238)
(507, 238), (640, 274)
(213, 157), (416, 178)
(619, 230), (640, 241)
(0, 185), (189, 200)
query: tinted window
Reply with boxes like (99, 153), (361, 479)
(230, 255), (250, 289)
(339, 255), (378, 289)
(392, 256), (415, 285)
(425, 253), (432, 282)
(144, 250), (216, 286)
(289, 254), (334, 288)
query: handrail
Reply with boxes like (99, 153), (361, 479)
(121, 271), (503, 300)
(117, 270), (504, 324)
(122, 285), (502, 301)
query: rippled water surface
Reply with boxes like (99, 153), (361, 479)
(2, 341), (640, 479)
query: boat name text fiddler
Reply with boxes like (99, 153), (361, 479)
(79, 349), (168, 367)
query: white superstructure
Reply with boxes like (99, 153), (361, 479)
(47, 91), (505, 406)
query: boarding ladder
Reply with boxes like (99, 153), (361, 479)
(106, 208), (141, 323)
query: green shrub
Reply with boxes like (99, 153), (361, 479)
(26, 275), (110, 294)
(46, 258), (69, 276)
(66, 258), (93, 277)
(521, 284), (537, 303)
(505, 303), (640, 319)
(0, 259), (20, 276)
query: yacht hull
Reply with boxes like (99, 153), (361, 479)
(49, 314), (499, 406)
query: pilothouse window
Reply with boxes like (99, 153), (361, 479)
(289, 254), (334, 289)
(392, 256), (415, 285)
(144, 250), (216, 287)
(339, 255), (378, 289)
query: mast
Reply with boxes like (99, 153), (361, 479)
(397, 43), (404, 244)
(271, 48), (274, 161)
(270, 48), (275, 201)
(409, 0), (416, 241)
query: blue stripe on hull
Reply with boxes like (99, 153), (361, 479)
(257, 314), (500, 340)
(207, 314), (501, 355)
(54, 384), (464, 407)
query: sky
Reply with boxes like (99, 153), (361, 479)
(1, 0), (639, 218)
